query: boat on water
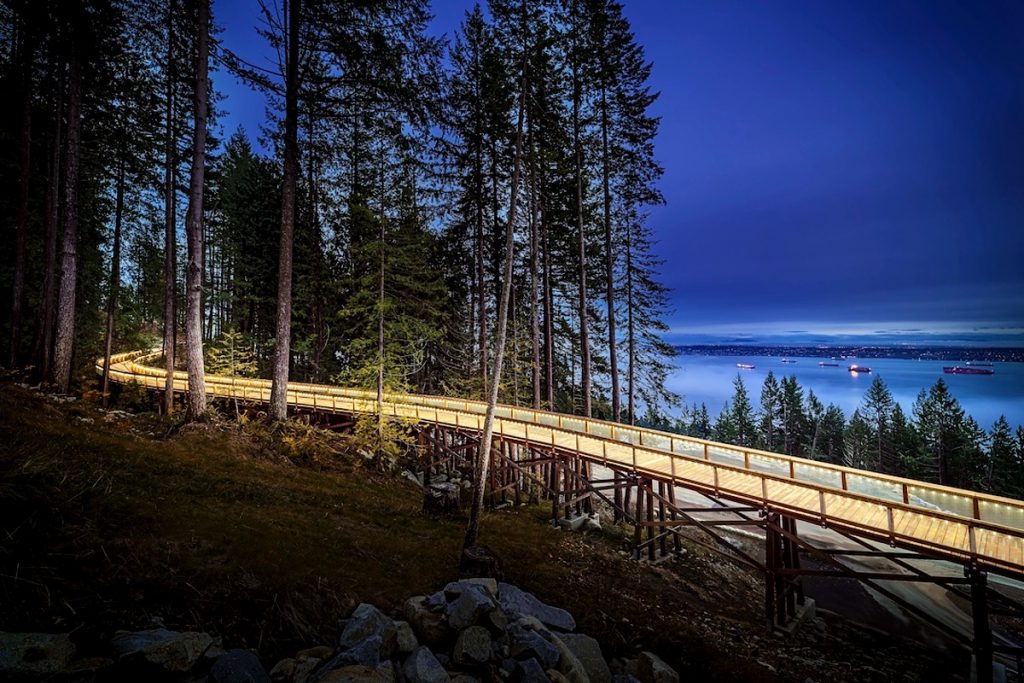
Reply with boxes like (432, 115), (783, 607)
(848, 364), (871, 373)
(965, 361), (994, 367)
(944, 366), (995, 376)
(736, 363), (755, 370)
(818, 361), (840, 367)
(781, 358), (797, 364)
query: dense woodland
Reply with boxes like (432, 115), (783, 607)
(0, 0), (675, 419)
(1, 0), (1020, 501)
(665, 373), (1024, 499)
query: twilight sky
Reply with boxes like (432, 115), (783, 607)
(216, 0), (1024, 346)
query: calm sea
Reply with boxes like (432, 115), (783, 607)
(666, 353), (1024, 430)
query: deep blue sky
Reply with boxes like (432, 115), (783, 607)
(215, 0), (1024, 346)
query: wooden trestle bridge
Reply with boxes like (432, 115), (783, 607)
(101, 350), (1024, 681)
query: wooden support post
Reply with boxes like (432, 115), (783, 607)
(551, 457), (562, 523)
(970, 566), (993, 683)
(633, 480), (644, 560)
(646, 480), (655, 561)
(667, 484), (681, 553)
(781, 516), (796, 619)
(658, 481), (667, 558)
(613, 471), (623, 523)
(765, 513), (778, 629)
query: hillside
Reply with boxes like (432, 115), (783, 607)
(0, 384), (964, 682)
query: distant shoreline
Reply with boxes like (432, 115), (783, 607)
(675, 344), (1024, 362)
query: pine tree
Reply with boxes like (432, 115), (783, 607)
(818, 404), (847, 464)
(860, 376), (895, 472)
(758, 371), (781, 451)
(779, 376), (806, 456)
(728, 374), (756, 448)
(844, 409), (873, 469)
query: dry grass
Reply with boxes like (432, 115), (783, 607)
(0, 385), (962, 682)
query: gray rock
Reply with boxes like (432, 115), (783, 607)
(269, 658), (295, 682)
(320, 664), (388, 682)
(340, 604), (397, 657)
(498, 584), (575, 632)
(404, 596), (450, 647)
(401, 470), (424, 487)
(612, 676), (640, 683)
(451, 675), (481, 683)
(401, 647), (450, 683)
(315, 635), (383, 679)
(0, 632), (76, 677)
(549, 637), (589, 683)
(512, 657), (551, 683)
(445, 584), (496, 630)
(210, 649), (271, 683)
(394, 620), (418, 655)
(636, 652), (678, 683)
(110, 628), (213, 672)
(509, 628), (560, 671)
(558, 634), (611, 683)
(297, 646), (334, 660)
(453, 626), (492, 666)
(292, 657), (323, 683)
(443, 579), (498, 600)
(548, 671), (572, 683)
(425, 592), (447, 610)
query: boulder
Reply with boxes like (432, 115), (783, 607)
(636, 652), (678, 683)
(401, 647), (450, 683)
(269, 658), (295, 682)
(315, 635), (383, 679)
(297, 646), (334, 660)
(110, 628), (213, 672)
(393, 621), (418, 655)
(210, 649), (271, 683)
(340, 604), (397, 658)
(0, 632), (76, 677)
(443, 579), (498, 600)
(452, 626), (492, 667)
(512, 657), (551, 683)
(508, 628), (560, 671)
(558, 634), (611, 683)
(498, 584), (575, 632)
(549, 637), (589, 683)
(404, 597), (450, 647)
(445, 584), (496, 630)
(320, 664), (388, 683)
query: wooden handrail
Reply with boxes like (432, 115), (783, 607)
(98, 351), (1024, 578)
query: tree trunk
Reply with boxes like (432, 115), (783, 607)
(600, 78), (619, 421)
(528, 116), (541, 410)
(464, 53), (528, 553)
(33, 74), (61, 382)
(269, 0), (301, 421)
(8, 28), (33, 368)
(625, 226), (636, 425)
(51, 42), (82, 393)
(163, 0), (177, 411)
(102, 155), (126, 408)
(184, 0), (209, 418)
(571, 0), (591, 418)
(541, 189), (554, 409)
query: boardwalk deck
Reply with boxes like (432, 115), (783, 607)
(100, 350), (1024, 582)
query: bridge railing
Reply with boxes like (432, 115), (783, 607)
(101, 352), (1024, 576)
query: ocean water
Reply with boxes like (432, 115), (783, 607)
(666, 353), (1024, 430)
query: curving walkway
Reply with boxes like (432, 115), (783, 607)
(100, 349), (1024, 580)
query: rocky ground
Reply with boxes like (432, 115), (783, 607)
(0, 383), (978, 682)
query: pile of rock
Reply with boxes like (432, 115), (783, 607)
(272, 578), (679, 683)
(0, 581), (680, 683)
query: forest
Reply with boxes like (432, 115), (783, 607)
(667, 373), (1024, 500)
(1, 0), (1020, 501)
(0, 0), (675, 423)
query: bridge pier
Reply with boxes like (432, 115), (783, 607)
(969, 565), (993, 683)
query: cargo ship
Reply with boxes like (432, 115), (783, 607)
(944, 366), (995, 376)
(848, 364), (871, 373)
(965, 361), (994, 367)
(818, 361), (839, 367)
(736, 363), (755, 370)
(781, 358), (797, 364)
